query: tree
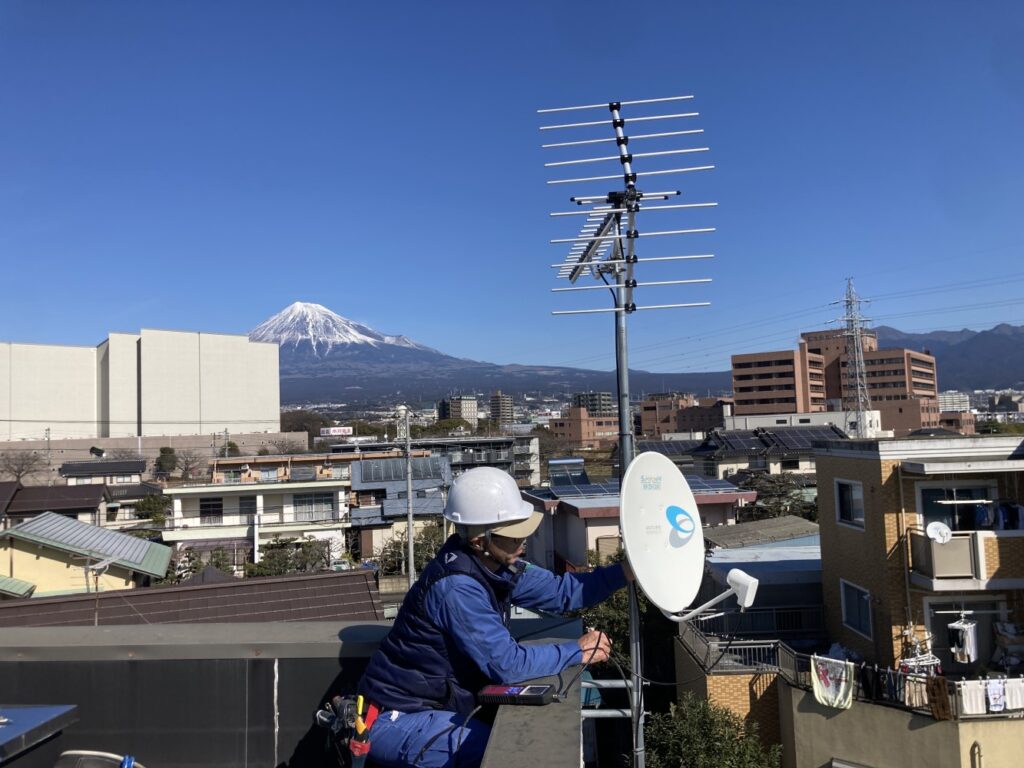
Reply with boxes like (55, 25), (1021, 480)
(208, 548), (233, 572)
(134, 494), (170, 526)
(155, 447), (177, 475)
(175, 448), (206, 480)
(280, 409), (334, 449)
(220, 441), (241, 457)
(0, 451), (45, 482)
(734, 472), (815, 522)
(176, 548), (205, 580)
(108, 448), (143, 460)
(373, 522), (447, 575)
(267, 438), (305, 455)
(244, 535), (331, 577)
(645, 692), (781, 768)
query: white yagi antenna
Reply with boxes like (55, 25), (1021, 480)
(538, 95), (720, 768)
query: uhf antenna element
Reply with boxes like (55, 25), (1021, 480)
(538, 95), (717, 768)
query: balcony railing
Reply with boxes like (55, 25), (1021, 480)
(909, 529), (977, 580)
(692, 605), (825, 638)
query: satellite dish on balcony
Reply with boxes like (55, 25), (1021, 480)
(620, 451), (704, 614)
(926, 521), (953, 544)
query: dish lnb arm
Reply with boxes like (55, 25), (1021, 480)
(660, 568), (759, 624)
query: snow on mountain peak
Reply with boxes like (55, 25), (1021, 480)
(249, 302), (430, 356)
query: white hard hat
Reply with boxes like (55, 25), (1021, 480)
(444, 467), (542, 538)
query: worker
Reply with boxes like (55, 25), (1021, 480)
(355, 466), (633, 768)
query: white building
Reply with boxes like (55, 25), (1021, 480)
(0, 329), (279, 441)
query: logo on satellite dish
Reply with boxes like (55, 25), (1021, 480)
(666, 504), (696, 547)
(640, 474), (662, 491)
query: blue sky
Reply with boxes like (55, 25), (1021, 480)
(3, 1), (1023, 373)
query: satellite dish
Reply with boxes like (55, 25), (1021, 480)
(926, 521), (953, 544)
(620, 451), (705, 614)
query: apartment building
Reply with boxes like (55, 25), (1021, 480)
(638, 393), (697, 437)
(731, 345), (826, 416)
(330, 435), (540, 487)
(489, 391), (514, 425)
(676, 397), (734, 435)
(548, 406), (619, 450)
(815, 434), (1024, 668)
(571, 391), (616, 417)
(437, 395), (478, 429)
(161, 449), (416, 571)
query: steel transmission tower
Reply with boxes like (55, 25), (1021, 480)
(841, 278), (872, 438)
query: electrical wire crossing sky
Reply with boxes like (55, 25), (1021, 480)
(2, 1), (1023, 373)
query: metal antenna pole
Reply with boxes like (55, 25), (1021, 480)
(540, 94), (718, 768)
(397, 405), (415, 589)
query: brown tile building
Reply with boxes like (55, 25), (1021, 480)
(548, 406), (619, 450)
(731, 345), (826, 416)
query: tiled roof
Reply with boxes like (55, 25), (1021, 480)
(2, 511), (172, 578)
(59, 459), (146, 478)
(0, 575), (36, 598)
(0, 569), (383, 626)
(702, 515), (820, 549)
(0, 481), (19, 515)
(6, 484), (110, 514)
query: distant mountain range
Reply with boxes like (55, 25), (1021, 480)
(251, 303), (1024, 404)
(874, 323), (1024, 391)
(250, 302), (732, 404)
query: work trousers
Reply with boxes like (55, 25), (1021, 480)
(368, 709), (490, 768)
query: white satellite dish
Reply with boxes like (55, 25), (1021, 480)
(926, 521), (953, 544)
(620, 451), (705, 614)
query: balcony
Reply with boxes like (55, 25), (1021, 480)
(909, 529), (1024, 590)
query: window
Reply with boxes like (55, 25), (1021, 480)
(781, 459), (800, 471)
(260, 468), (278, 482)
(331, 464), (351, 480)
(222, 470), (242, 482)
(114, 475), (133, 484)
(199, 497), (223, 524)
(836, 480), (865, 528)
(239, 496), (257, 520)
(294, 492), (335, 521)
(840, 580), (872, 639)
(919, 484), (995, 531)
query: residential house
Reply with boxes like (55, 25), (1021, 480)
(522, 461), (756, 572)
(58, 458), (164, 527)
(331, 434), (540, 487)
(690, 425), (849, 479)
(161, 451), (409, 572)
(0, 512), (172, 596)
(0, 482), (112, 528)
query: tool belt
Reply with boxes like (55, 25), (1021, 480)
(348, 696), (381, 765)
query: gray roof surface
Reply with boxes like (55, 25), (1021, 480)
(351, 456), (452, 491)
(3, 511), (172, 578)
(59, 459), (146, 478)
(0, 575), (36, 598)
(702, 515), (820, 549)
(6, 484), (110, 514)
(0, 481), (19, 515)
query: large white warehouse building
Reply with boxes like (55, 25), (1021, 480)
(0, 329), (280, 441)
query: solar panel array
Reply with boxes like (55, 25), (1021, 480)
(359, 457), (448, 483)
(636, 441), (701, 456)
(714, 431), (765, 452)
(763, 425), (847, 451)
(549, 474), (739, 499)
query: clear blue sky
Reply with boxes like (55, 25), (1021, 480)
(3, 1), (1023, 374)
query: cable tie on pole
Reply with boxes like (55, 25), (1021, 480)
(625, 172), (637, 183)
(626, 230), (639, 239)
(625, 303), (636, 313)
(625, 279), (637, 288)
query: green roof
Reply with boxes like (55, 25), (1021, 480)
(0, 575), (37, 598)
(2, 512), (172, 579)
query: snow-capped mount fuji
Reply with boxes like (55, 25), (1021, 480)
(250, 301), (733, 404)
(250, 302), (435, 357)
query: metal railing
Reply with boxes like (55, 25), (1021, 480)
(693, 605), (824, 638)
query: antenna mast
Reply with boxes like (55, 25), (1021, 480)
(842, 278), (872, 438)
(539, 95), (716, 768)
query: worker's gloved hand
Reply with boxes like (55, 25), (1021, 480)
(578, 629), (612, 664)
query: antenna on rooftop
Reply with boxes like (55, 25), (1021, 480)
(539, 95), (718, 768)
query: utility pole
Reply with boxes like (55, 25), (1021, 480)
(223, 428), (230, 457)
(45, 427), (52, 486)
(396, 405), (415, 589)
